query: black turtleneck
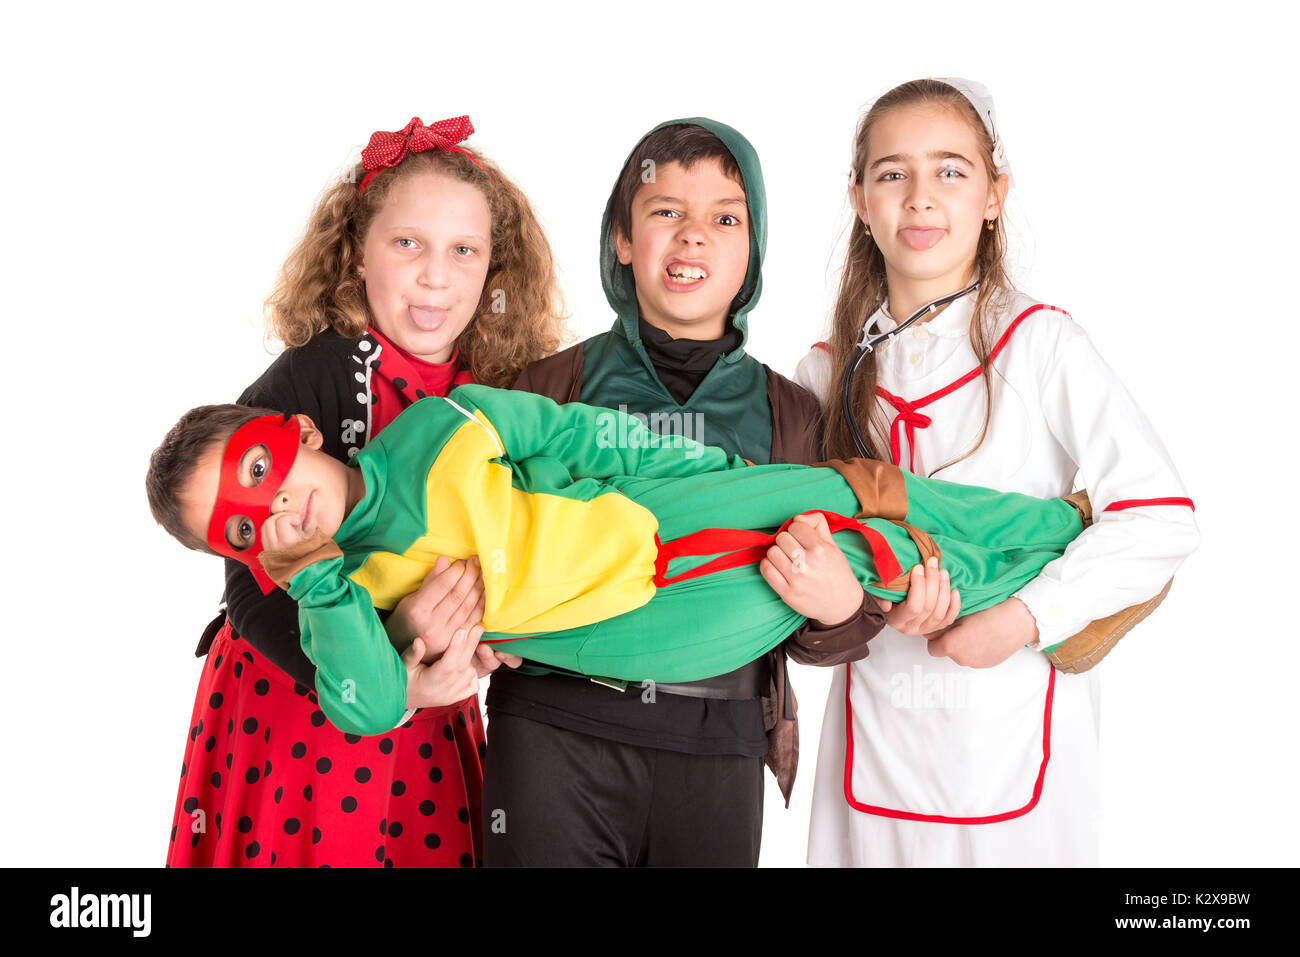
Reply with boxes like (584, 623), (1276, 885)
(638, 317), (742, 405)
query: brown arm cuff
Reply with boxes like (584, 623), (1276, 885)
(783, 590), (886, 667)
(257, 528), (344, 591)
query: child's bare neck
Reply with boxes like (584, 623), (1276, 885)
(886, 268), (976, 327)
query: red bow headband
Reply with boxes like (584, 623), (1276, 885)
(206, 414), (303, 594)
(358, 115), (482, 194)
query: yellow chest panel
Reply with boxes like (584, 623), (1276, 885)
(348, 412), (661, 633)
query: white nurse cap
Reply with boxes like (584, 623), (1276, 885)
(936, 76), (1015, 187)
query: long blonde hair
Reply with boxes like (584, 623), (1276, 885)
(823, 79), (1012, 475)
(265, 144), (568, 387)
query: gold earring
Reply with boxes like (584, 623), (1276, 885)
(986, 219), (996, 231)
(864, 224), (872, 237)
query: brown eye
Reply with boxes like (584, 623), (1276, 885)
(238, 446), (271, 488)
(225, 515), (255, 552)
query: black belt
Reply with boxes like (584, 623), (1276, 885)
(600, 657), (771, 700)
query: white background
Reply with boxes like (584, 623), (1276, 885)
(2, 0), (1295, 867)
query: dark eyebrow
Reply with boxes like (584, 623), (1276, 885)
(869, 150), (974, 171)
(639, 194), (747, 209)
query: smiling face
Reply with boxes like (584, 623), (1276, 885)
(854, 102), (1008, 309)
(613, 158), (750, 340)
(360, 170), (493, 363)
(178, 416), (360, 556)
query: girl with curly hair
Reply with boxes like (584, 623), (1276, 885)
(166, 115), (568, 867)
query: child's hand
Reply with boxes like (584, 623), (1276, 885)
(386, 555), (486, 657)
(760, 512), (865, 627)
(472, 642), (522, 678)
(926, 596), (1038, 668)
(260, 511), (315, 553)
(875, 558), (961, 637)
(401, 625), (484, 709)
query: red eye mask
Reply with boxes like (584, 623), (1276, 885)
(206, 414), (303, 594)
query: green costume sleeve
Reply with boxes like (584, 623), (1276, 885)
(287, 557), (408, 737)
(451, 383), (750, 480)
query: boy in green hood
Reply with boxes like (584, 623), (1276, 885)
(483, 119), (882, 866)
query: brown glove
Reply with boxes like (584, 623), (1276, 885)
(258, 528), (344, 591)
(1047, 579), (1174, 673)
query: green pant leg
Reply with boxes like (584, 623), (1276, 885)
(482, 465), (857, 682)
(583, 466), (1084, 676)
(478, 556), (807, 684)
(484, 464), (1085, 681)
(563, 563), (804, 683)
(610, 462), (862, 541)
(618, 461), (1080, 616)
(899, 471), (1082, 546)
(891, 471), (1083, 614)
(488, 465), (898, 682)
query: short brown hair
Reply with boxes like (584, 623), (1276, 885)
(607, 124), (744, 247)
(146, 404), (282, 554)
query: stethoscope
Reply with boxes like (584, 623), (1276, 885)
(841, 281), (979, 458)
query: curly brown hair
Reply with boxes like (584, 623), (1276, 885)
(265, 143), (569, 387)
(823, 79), (1013, 476)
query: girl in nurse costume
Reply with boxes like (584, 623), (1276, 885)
(795, 79), (1199, 866)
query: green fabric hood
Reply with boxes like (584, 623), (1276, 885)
(598, 116), (768, 362)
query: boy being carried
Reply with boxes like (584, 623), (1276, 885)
(147, 385), (1090, 739)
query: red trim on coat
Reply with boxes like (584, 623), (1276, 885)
(813, 341), (832, 354)
(877, 304), (1070, 472)
(1103, 497), (1195, 513)
(842, 659), (1056, 824)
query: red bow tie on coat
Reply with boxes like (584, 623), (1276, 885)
(877, 388), (935, 473)
(358, 115), (481, 193)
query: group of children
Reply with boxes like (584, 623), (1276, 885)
(150, 80), (1198, 868)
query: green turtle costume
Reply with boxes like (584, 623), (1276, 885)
(268, 384), (1083, 735)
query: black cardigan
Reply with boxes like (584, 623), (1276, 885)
(209, 330), (386, 686)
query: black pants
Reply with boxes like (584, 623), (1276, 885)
(481, 712), (764, 867)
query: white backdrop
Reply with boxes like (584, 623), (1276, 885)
(2, 0), (1294, 867)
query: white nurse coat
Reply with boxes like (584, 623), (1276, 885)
(795, 290), (1199, 867)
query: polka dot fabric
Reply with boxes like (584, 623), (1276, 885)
(357, 115), (481, 194)
(365, 327), (474, 436)
(167, 623), (484, 867)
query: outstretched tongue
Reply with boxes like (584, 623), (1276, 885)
(900, 228), (945, 251)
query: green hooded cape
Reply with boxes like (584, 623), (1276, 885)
(580, 117), (775, 462)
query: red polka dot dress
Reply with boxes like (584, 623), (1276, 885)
(167, 624), (484, 867)
(166, 327), (483, 867)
